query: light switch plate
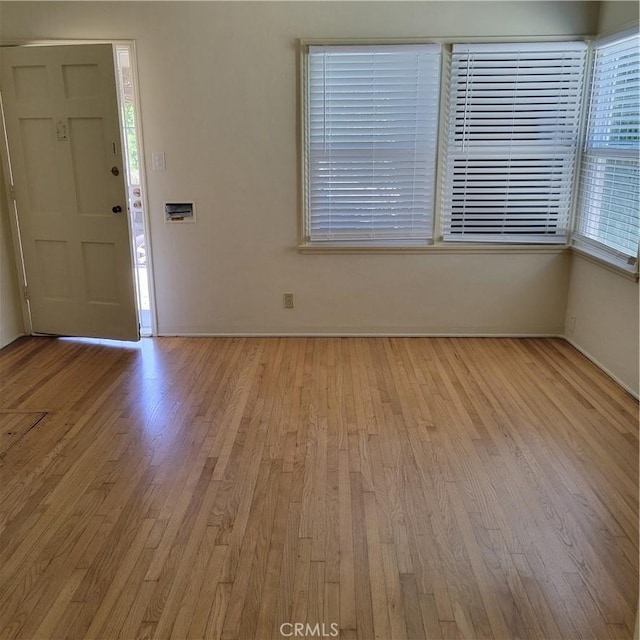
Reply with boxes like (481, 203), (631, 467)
(152, 151), (165, 172)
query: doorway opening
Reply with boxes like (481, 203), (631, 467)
(1, 42), (149, 341)
(114, 43), (153, 336)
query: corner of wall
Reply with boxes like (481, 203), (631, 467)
(596, 0), (640, 35)
(564, 252), (639, 397)
(0, 162), (25, 350)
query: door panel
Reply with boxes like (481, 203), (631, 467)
(1, 44), (139, 341)
(36, 240), (72, 300)
(20, 117), (64, 214)
(69, 117), (111, 213)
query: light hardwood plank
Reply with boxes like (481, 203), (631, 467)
(0, 336), (636, 639)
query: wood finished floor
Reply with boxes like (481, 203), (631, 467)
(0, 336), (637, 640)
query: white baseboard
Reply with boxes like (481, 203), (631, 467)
(157, 331), (563, 339)
(563, 336), (639, 399)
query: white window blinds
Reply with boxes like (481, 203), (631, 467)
(442, 42), (587, 243)
(575, 33), (639, 267)
(305, 44), (441, 244)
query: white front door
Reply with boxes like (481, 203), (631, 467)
(1, 44), (139, 341)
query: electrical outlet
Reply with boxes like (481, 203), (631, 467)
(283, 293), (294, 309)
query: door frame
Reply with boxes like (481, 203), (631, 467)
(0, 38), (157, 337)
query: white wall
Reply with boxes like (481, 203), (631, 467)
(0, 1), (598, 336)
(0, 160), (24, 349)
(563, 1), (639, 397)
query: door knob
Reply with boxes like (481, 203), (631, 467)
(112, 205), (122, 213)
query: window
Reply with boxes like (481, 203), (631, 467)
(303, 44), (441, 245)
(300, 36), (637, 258)
(441, 42), (587, 243)
(574, 32), (639, 270)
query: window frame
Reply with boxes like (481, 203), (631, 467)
(571, 28), (640, 276)
(298, 35), (638, 267)
(440, 41), (588, 245)
(299, 39), (443, 249)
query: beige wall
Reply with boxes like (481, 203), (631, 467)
(597, 0), (639, 35)
(563, 1), (639, 396)
(565, 257), (639, 395)
(0, 1), (597, 336)
(0, 159), (24, 349)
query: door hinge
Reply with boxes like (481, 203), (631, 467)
(23, 285), (29, 301)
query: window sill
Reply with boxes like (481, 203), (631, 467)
(570, 246), (639, 281)
(298, 243), (570, 255)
